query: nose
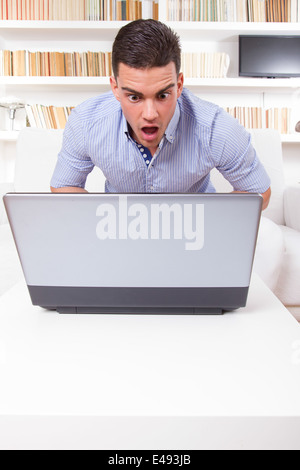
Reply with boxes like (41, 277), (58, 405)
(142, 99), (159, 122)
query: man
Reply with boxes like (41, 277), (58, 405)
(50, 19), (271, 210)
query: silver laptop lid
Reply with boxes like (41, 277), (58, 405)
(3, 193), (262, 313)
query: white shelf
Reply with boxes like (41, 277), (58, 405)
(0, 20), (129, 29)
(166, 21), (300, 40)
(0, 20), (129, 41)
(0, 76), (111, 86)
(0, 131), (19, 142)
(1, 19), (299, 30)
(281, 134), (300, 143)
(0, 20), (128, 28)
(1, 76), (300, 91)
(184, 77), (300, 90)
(0, 20), (299, 41)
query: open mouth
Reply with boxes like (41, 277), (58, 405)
(141, 126), (159, 140)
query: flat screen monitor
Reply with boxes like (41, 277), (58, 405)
(239, 35), (300, 78)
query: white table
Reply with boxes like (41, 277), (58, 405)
(0, 275), (300, 450)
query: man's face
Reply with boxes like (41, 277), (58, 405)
(110, 62), (184, 155)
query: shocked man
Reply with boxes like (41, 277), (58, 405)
(50, 19), (271, 210)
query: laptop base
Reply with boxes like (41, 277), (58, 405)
(55, 306), (224, 315)
(28, 285), (248, 315)
(28, 286), (248, 315)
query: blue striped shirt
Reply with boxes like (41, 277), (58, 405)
(50, 88), (270, 194)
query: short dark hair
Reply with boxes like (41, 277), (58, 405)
(112, 19), (181, 77)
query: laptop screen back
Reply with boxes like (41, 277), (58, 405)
(4, 193), (262, 314)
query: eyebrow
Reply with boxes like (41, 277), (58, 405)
(121, 83), (176, 97)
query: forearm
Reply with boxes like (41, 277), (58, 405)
(261, 187), (271, 211)
(50, 186), (88, 193)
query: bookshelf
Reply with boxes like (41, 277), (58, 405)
(1, 1), (300, 186)
(2, 21), (299, 131)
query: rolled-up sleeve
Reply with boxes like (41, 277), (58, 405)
(211, 109), (271, 193)
(50, 108), (94, 189)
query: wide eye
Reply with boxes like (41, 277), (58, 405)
(158, 92), (170, 101)
(128, 94), (140, 103)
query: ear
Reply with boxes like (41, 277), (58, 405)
(177, 72), (184, 99)
(110, 76), (120, 101)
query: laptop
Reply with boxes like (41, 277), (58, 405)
(3, 193), (262, 314)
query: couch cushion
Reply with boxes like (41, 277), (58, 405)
(15, 128), (106, 192)
(284, 184), (300, 232)
(253, 216), (285, 292)
(274, 226), (300, 306)
(0, 182), (14, 225)
(15, 128), (64, 192)
(210, 168), (233, 193)
(0, 224), (23, 296)
(250, 130), (285, 226)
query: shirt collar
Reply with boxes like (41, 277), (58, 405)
(122, 100), (181, 145)
(121, 112), (131, 140)
(164, 101), (180, 144)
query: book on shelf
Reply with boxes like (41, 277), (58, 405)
(0, 49), (231, 78)
(0, 0), (159, 21)
(181, 52), (230, 78)
(0, 50), (113, 77)
(167, 0), (300, 22)
(25, 104), (74, 129)
(24, 101), (292, 134)
(225, 106), (292, 134)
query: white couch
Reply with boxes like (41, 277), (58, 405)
(211, 129), (300, 312)
(0, 128), (105, 296)
(0, 128), (299, 315)
(251, 132), (300, 310)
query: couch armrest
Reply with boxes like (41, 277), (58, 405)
(284, 184), (300, 232)
(0, 182), (14, 225)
